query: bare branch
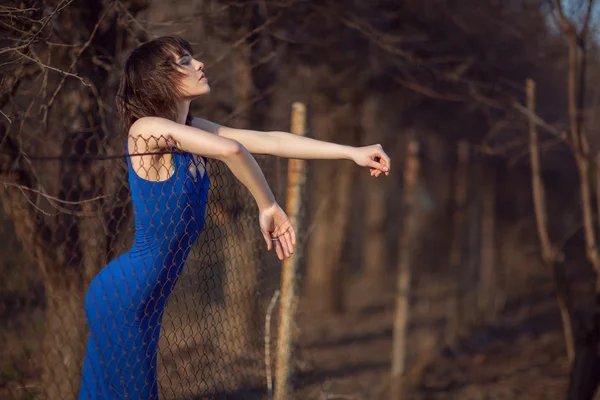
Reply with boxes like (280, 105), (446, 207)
(47, 2), (113, 109)
(0, 110), (11, 124)
(393, 75), (468, 102)
(511, 100), (566, 140)
(1, 180), (107, 206)
(0, 0), (75, 56)
(581, 0), (595, 39)
(17, 51), (90, 87)
(554, 0), (575, 34)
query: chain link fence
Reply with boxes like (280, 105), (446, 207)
(1, 126), (304, 399)
(0, 115), (545, 400)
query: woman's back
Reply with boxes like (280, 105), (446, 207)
(126, 145), (210, 254)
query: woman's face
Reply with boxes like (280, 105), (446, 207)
(175, 52), (210, 99)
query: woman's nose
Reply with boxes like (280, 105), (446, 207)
(195, 60), (204, 71)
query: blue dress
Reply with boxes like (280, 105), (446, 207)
(78, 145), (210, 399)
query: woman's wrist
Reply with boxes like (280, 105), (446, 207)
(258, 198), (277, 213)
(344, 146), (358, 161)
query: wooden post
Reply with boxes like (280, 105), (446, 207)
(391, 136), (420, 398)
(274, 102), (307, 400)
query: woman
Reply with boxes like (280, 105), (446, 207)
(78, 35), (390, 399)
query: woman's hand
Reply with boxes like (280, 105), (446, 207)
(350, 144), (391, 177)
(259, 203), (297, 260)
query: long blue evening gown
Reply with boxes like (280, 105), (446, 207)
(78, 143), (210, 399)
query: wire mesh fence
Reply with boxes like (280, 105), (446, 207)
(0, 116), (545, 400)
(0, 125), (299, 399)
(0, 115), (556, 400)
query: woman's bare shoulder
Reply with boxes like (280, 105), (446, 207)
(128, 117), (175, 153)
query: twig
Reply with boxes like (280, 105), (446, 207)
(0, 0), (75, 56)
(17, 186), (55, 216)
(0, 6), (39, 13)
(47, 2), (112, 109)
(265, 290), (280, 400)
(393, 75), (468, 102)
(1, 179), (107, 205)
(209, 11), (283, 67)
(114, 0), (153, 37)
(512, 99), (565, 139)
(0, 110), (11, 123)
(17, 51), (90, 87)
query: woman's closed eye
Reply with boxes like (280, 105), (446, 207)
(178, 55), (191, 65)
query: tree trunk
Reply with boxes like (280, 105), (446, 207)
(445, 141), (470, 346)
(305, 159), (353, 314)
(360, 95), (389, 289)
(567, 274), (600, 400)
(526, 78), (576, 363)
(464, 166), (483, 329)
(362, 168), (388, 289)
(41, 277), (88, 400)
(567, 157), (600, 400)
(558, 9), (600, 397)
(391, 136), (421, 399)
(303, 96), (357, 314)
(0, 179), (86, 400)
(478, 165), (497, 323)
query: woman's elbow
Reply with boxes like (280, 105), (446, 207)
(219, 140), (244, 160)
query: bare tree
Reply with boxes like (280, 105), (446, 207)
(391, 134), (422, 399)
(541, 1), (600, 398)
(526, 78), (576, 363)
(0, 1), (146, 397)
(445, 141), (471, 346)
(478, 164), (499, 324)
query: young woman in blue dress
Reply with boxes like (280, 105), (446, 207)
(78, 35), (391, 399)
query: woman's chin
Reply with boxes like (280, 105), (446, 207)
(197, 85), (210, 96)
(189, 88), (210, 100)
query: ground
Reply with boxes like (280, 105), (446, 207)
(291, 274), (574, 400)
(0, 266), (588, 400)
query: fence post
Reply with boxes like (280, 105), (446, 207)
(274, 102), (307, 400)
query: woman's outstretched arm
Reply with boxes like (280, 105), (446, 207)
(129, 116), (296, 259)
(191, 117), (391, 177)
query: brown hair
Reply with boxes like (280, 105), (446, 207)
(116, 35), (194, 132)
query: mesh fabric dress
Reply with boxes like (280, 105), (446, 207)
(78, 145), (210, 399)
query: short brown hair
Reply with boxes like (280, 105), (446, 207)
(116, 36), (194, 132)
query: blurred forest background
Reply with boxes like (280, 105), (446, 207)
(3, 0), (600, 399)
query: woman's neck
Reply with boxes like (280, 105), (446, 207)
(175, 100), (191, 124)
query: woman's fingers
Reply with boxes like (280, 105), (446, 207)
(279, 235), (290, 258)
(370, 168), (384, 177)
(369, 158), (387, 172)
(273, 237), (284, 260)
(367, 150), (390, 177)
(270, 230), (296, 260)
(262, 230), (272, 250)
(377, 148), (391, 172)
(283, 231), (294, 256)
(275, 232), (293, 259)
